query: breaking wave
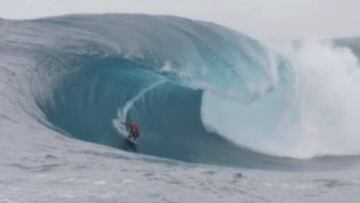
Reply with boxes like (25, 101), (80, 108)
(2, 14), (360, 169)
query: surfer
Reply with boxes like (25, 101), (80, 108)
(124, 122), (140, 140)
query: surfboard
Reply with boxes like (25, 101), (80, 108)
(113, 119), (139, 145)
(127, 135), (139, 145)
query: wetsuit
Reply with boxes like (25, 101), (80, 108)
(127, 123), (140, 139)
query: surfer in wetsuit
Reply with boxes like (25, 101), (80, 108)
(125, 122), (140, 140)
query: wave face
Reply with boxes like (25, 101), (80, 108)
(2, 14), (360, 169)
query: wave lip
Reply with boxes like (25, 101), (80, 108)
(202, 40), (360, 159)
(2, 14), (360, 170)
(5, 14), (279, 168)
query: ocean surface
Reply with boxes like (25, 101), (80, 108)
(1, 14), (360, 202)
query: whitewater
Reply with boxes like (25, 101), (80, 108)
(1, 14), (360, 202)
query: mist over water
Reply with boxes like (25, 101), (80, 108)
(202, 41), (360, 158)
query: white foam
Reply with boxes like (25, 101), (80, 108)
(201, 41), (360, 159)
(113, 80), (165, 136)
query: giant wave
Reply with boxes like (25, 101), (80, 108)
(1, 14), (360, 170)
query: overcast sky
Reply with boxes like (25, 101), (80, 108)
(1, 0), (360, 39)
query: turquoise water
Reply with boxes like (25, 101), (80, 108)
(3, 14), (360, 170)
